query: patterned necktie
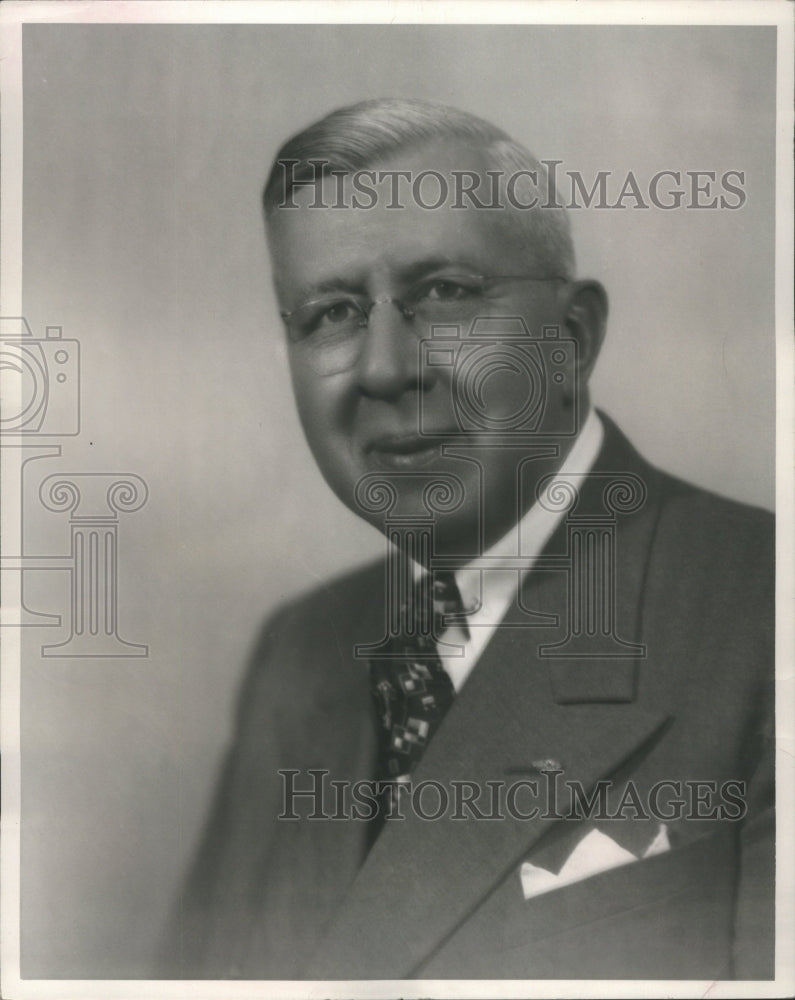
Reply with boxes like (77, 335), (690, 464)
(368, 570), (469, 835)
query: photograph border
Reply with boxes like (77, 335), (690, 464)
(1, 2), (792, 998)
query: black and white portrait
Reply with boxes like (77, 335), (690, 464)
(0, 4), (791, 998)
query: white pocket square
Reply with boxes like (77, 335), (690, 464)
(520, 823), (670, 901)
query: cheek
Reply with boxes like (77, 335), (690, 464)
(289, 354), (337, 424)
(288, 363), (331, 445)
(477, 366), (537, 417)
(288, 363), (359, 484)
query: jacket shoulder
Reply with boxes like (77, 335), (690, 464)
(653, 470), (774, 570)
(262, 558), (386, 640)
(231, 559), (385, 715)
(643, 469), (774, 692)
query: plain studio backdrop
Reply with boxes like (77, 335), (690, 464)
(16, 23), (775, 977)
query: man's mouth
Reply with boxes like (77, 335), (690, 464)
(365, 431), (456, 469)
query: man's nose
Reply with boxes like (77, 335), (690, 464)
(354, 300), (427, 399)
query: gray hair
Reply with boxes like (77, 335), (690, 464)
(262, 97), (575, 279)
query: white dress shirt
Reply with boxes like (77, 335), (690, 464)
(420, 408), (604, 692)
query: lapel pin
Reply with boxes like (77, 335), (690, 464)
(506, 758), (564, 775)
(531, 758), (564, 772)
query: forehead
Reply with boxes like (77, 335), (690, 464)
(267, 141), (531, 300)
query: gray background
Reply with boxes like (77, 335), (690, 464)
(18, 24), (775, 977)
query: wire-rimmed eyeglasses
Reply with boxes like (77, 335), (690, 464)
(280, 273), (568, 375)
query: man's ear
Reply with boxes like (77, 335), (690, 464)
(560, 279), (608, 393)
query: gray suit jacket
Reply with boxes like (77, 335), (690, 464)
(162, 415), (774, 980)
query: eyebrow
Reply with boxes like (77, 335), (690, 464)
(291, 255), (486, 303)
(291, 276), (363, 303)
(400, 256), (485, 283)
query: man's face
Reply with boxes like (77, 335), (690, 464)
(267, 143), (585, 557)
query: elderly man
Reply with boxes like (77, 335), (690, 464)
(163, 99), (774, 981)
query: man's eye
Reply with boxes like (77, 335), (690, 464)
(299, 300), (362, 336)
(421, 279), (479, 303)
(320, 301), (359, 325)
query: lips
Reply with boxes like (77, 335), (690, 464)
(365, 430), (458, 469)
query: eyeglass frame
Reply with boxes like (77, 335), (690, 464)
(279, 273), (570, 342)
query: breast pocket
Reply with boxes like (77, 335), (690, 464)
(498, 828), (739, 979)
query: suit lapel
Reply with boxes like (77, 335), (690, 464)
(535, 415), (663, 704)
(307, 417), (668, 979)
